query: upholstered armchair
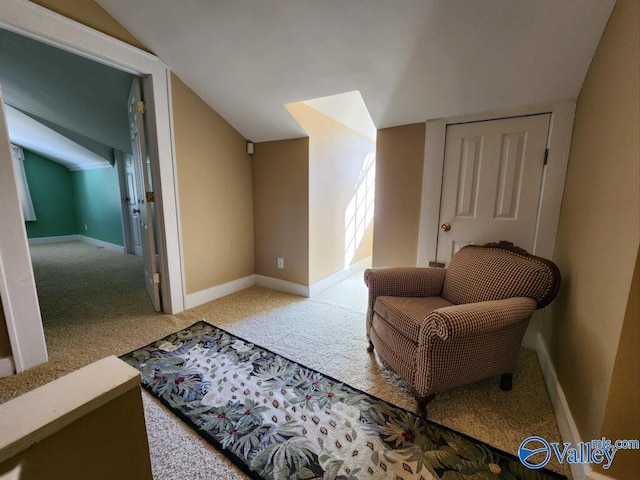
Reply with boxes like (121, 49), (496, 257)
(364, 241), (560, 417)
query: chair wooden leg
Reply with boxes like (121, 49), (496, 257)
(411, 389), (435, 418)
(500, 373), (513, 391)
(367, 340), (374, 353)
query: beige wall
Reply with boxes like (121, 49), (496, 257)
(0, 295), (10, 358)
(0, 387), (152, 479)
(542, 0), (640, 444)
(596, 246), (640, 477)
(253, 138), (309, 285)
(172, 75), (254, 294)
(30, 0), (148, 51)
(287, 103), (375, 284)
(372, 123), (426, 267)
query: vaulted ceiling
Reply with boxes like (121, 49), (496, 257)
(0, 26), (133, 169)
(96, 0), (615, 142)
(0, 0), (616, 168)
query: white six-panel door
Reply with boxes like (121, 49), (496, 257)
(435, 114), (551, 264)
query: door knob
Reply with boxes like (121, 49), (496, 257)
(133, 208), (140, 214)
(441, 223), (451, 232)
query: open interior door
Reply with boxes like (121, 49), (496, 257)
(128, 78), (161, 311)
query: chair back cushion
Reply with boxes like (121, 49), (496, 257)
(442, 244), (559, 307)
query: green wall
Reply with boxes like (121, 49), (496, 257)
(22, 149), (123, 247)
(72, 166), (124, 246)
(23, 150), (78, 238)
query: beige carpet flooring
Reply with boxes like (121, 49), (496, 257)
(0, 241), (571, 478)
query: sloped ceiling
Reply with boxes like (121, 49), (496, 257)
(0, 26), (133, 168)
(300, 91), (377, 141)
(5, 105), (111, 170)
(96, 0), (615, 143)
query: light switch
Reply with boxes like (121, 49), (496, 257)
(277, 257), (284, 269)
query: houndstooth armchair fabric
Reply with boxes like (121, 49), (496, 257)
(364, 242), (560, 417)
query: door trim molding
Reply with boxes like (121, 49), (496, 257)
(417, 101), (576, 266)
(0, 87), (48, 373)
(416, 119), (446, 267)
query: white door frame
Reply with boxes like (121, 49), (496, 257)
(0, 86), (48, 373)
(417, 101), (576, 266)
(0, 0), (185, 369)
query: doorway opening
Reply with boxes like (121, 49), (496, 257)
(0, 24), (158, 292)
(0, 31), (163, 373)
(0, 2), (184, 372)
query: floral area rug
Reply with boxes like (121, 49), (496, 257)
(120, 321), (566, 480)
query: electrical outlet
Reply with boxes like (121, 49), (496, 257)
(84, 224), (88, 231)
(277, 257), (284, 269)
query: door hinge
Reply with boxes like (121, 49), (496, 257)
(146, 191), (154, 203)
(136, 100), (146, 114)
(543, 148), (549, 166)
(153, 272), (161, 284)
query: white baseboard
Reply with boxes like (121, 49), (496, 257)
(79, 235), (125, 253)
(255, 275), (310, 297)
(186, 258), (374, 310)
(308, 256), (372, 297)
(0, 356), (15, 378)
(27, 235), (125, 254)
(255, 257), (373, 299)
(185, 274), (256, 310)
(28, 234), (81, 245)
(535, 333), (590, 480)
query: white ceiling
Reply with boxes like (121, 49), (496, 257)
(96, 0), (615, 143)
(0, 26), (133, 169)
(5, 105), (111, 170)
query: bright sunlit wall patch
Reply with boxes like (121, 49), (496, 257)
(344, 150), (375, 267)
(286, 90), (377, 275)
